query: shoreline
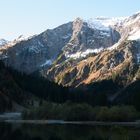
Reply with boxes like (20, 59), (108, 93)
(1, 119), (140, 126)
(0, 112), (140, 126)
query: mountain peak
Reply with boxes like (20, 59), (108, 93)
(0, 39), (8, 47)
(73, 17), (84, 27)
(74, 17), (83, 22)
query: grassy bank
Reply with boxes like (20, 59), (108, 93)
(22, 102), (140, 122)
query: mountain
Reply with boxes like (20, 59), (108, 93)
(0, 60), (72, 112)
(45, 13), (140, 87)
(0, 61), (29, 112)
(0, 12), (140, 89)
(0, 17), (121, 73)
(0, 39), (8, 47)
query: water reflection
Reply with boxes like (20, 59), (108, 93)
(0, 122), (140, 140)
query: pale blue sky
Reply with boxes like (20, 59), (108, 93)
(0, 0), (140, 40)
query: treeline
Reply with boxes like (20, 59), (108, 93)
(0, 92), (12, 112)
(0, 61), (30, 112)
(6, 66), (122, 106)
(9, 70), (69, 103)
(22, 102), (140, 122)
(113, 80), (140, 111)
(1, 60), (120, 110)
(2, 60), (140, 110)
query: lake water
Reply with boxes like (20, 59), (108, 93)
(0, 122), (140, 140)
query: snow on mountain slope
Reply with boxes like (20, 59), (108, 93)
(65, 48), (103, 59)
(86, 13), (140, 43)
(128, 28), (140, 40)
(86, 17), (126, 30)
(0, 39), (8, 47)
(40, 59), (54, 67)
(1, 11), (140, 77)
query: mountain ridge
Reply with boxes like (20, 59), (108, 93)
(0, 12), (140, 88)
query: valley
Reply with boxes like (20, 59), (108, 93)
(0, 12), (140, 122)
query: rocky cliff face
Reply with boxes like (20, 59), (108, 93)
(63, 17), (120, 59)
(0, 22), (73, 73)
(1, 12), (140, 87)
(0, 17), (120, 74)
(46, 40), (140, 87)
(44, 13), (140, 87)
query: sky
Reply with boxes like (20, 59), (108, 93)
(0, 0), (140, 40)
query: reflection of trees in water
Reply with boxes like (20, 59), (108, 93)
(0, 123), (12, 140)
(10, 129), (61, 140)
(10, 129), (43, 140)
(0, 123), (140, 140)
(31, 137), (43, 140)
(0, 123), (43, 140)
(48, 135), (62, 140)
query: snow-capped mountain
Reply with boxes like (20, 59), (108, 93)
(1, 12), (140, 87)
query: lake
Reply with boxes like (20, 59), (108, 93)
(0, 122), (140, 140)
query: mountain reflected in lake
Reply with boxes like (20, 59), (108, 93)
(0, 122), (140, 140)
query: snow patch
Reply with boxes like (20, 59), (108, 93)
(86, 17), (125, 31)
(87, 40), (95, 44)
(128, 29), (140, 40)
(16, 35), (27, 41)
(87, 18), (110, 31)
(65, 48), (103, 59)
(100, 31), (110, 37)
(0, 55), (8, 59)
(41, 59), (53, 67)
(107, 42), (121, 51)
(28, 41), (44, 53)
(62, 33), (71, 39)
(28, 46), (41, 53)
(37, 41), (44, 47)
(124, 14), (140, 27)
(136, 54), (140, 64)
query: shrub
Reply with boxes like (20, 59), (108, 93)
(22, 103), (140, 122)
(63, 103), (93, 121)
